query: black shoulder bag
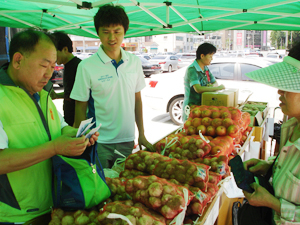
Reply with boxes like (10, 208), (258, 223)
(236, 156), (278, 225)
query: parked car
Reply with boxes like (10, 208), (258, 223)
(77, 52), (94, 60)
(176, 53), (196, 69)
(149, 55), (179, 72)
(227, 51), (245, 58)
(138, 56), (162, 78)
(245, 52), (264, 57)
(214, 52), (229, 58)
(51, 64), (64, 87)
(140, 55), (151, 60)
(266, 53), (283, 59)
(142, 57), (279, 125)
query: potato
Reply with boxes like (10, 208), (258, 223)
(133, 177), (146, 189)
(61, 215), (75, 225)
(163, 184), (176, 194)
(49, 218), (61, 225)
(144, 155), (154, 165)
(125, 159), (134, 169)
(75, 213), (90, 225)
(126, 215), (137, 225)
(137, 214), (154, 225)
(137, 162), (146, 171)
(165, 164), (175, 174)
(125, 179), (134, 192)
(149, 196), (162, 208)
(96, 211), (109, 222)
(129, 207), (142, 217)
(148, 182), (163, 197)
(161, 194), (172, 205)
(160, 205), (177, 220)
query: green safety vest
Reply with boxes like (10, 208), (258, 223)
(0, 84), (61, 222)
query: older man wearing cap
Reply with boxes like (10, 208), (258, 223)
(241, 42), (300, 225)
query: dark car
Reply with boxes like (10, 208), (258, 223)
(51, 65), (64, 87)
(138, 56), (162, 78)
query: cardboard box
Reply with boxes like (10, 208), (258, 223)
(251, 114), (268, 142)
(244, 101), (269, 119)
(226, 88), (239, 107)
(201, 89), (236, 107)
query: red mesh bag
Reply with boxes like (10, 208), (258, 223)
(97, 202), (165, 225)
(119, 169), (149, 179)
(155, 133), (184, 154)
(50, 208), (99, 225)
(208, 136), (234, 156)
(208, 171), (223, 185)
(124, 175), (193, 220)
(152, 158), (210, 191)
(105, 177), (128, 201)
(125, 150), (167, 174)
(167, 135), (211, 160)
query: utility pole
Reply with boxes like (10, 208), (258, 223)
(286, 31), (288, 49)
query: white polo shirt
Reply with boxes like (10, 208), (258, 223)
(70, 46), (146, 144)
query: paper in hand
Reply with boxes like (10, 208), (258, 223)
(85, 123), (102, 139)
(76, 118), (93, 138)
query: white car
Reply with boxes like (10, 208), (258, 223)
(77, 52), (94, 60)
(149, 55), (179, 72)
(176, 53), (196, 69)
(142, 57), (280, 125)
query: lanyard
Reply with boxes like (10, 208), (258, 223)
(205, 70), (211, 82)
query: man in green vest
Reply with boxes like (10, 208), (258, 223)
(0, 29), (99, 224)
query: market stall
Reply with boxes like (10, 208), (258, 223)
(48, 104), (258, 225)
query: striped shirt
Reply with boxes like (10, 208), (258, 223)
(272, 117), (300, 224)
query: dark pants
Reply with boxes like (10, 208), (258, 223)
(97, 141), (134, 169)
(0, 213), (51, 225)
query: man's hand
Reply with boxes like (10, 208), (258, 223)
(53, 133), (89, 156)
(243, 158), (272, 176)
(138, 135), (155, 152)
(86, 131), (99, 147)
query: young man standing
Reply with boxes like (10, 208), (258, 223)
(183, 43), (225, 121)
(50, 31), (82, 126)
(71, 4), (154, 168)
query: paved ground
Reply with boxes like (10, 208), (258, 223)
(52, 85), (179, 149)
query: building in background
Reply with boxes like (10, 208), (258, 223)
(0, 27), (20, 67)
(70, 29), (271, 55)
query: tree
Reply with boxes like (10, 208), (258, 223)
(270, 31), (286, 49)
(288, 31), (300, 48)
(270, 31), (300, 49)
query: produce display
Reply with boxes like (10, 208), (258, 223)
(97, 202), (165, 225)
(48, 105), (253, 225)
(125, 175), (193, 219)
(241, 101), (268, 118)
(49, 208), (99, 225)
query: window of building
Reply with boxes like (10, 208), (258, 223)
(164, 36), (168, 40)
(176, 36), (183, 41)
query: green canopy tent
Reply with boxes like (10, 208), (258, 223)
(0, 0), (300, 38)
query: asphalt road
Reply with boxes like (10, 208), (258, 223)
(52, 85), (179, 147)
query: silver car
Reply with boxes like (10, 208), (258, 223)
(149, 55), (179, 72)
(176, 53), (196, 69)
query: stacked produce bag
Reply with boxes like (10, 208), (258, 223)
(49, 105), (252, 225)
